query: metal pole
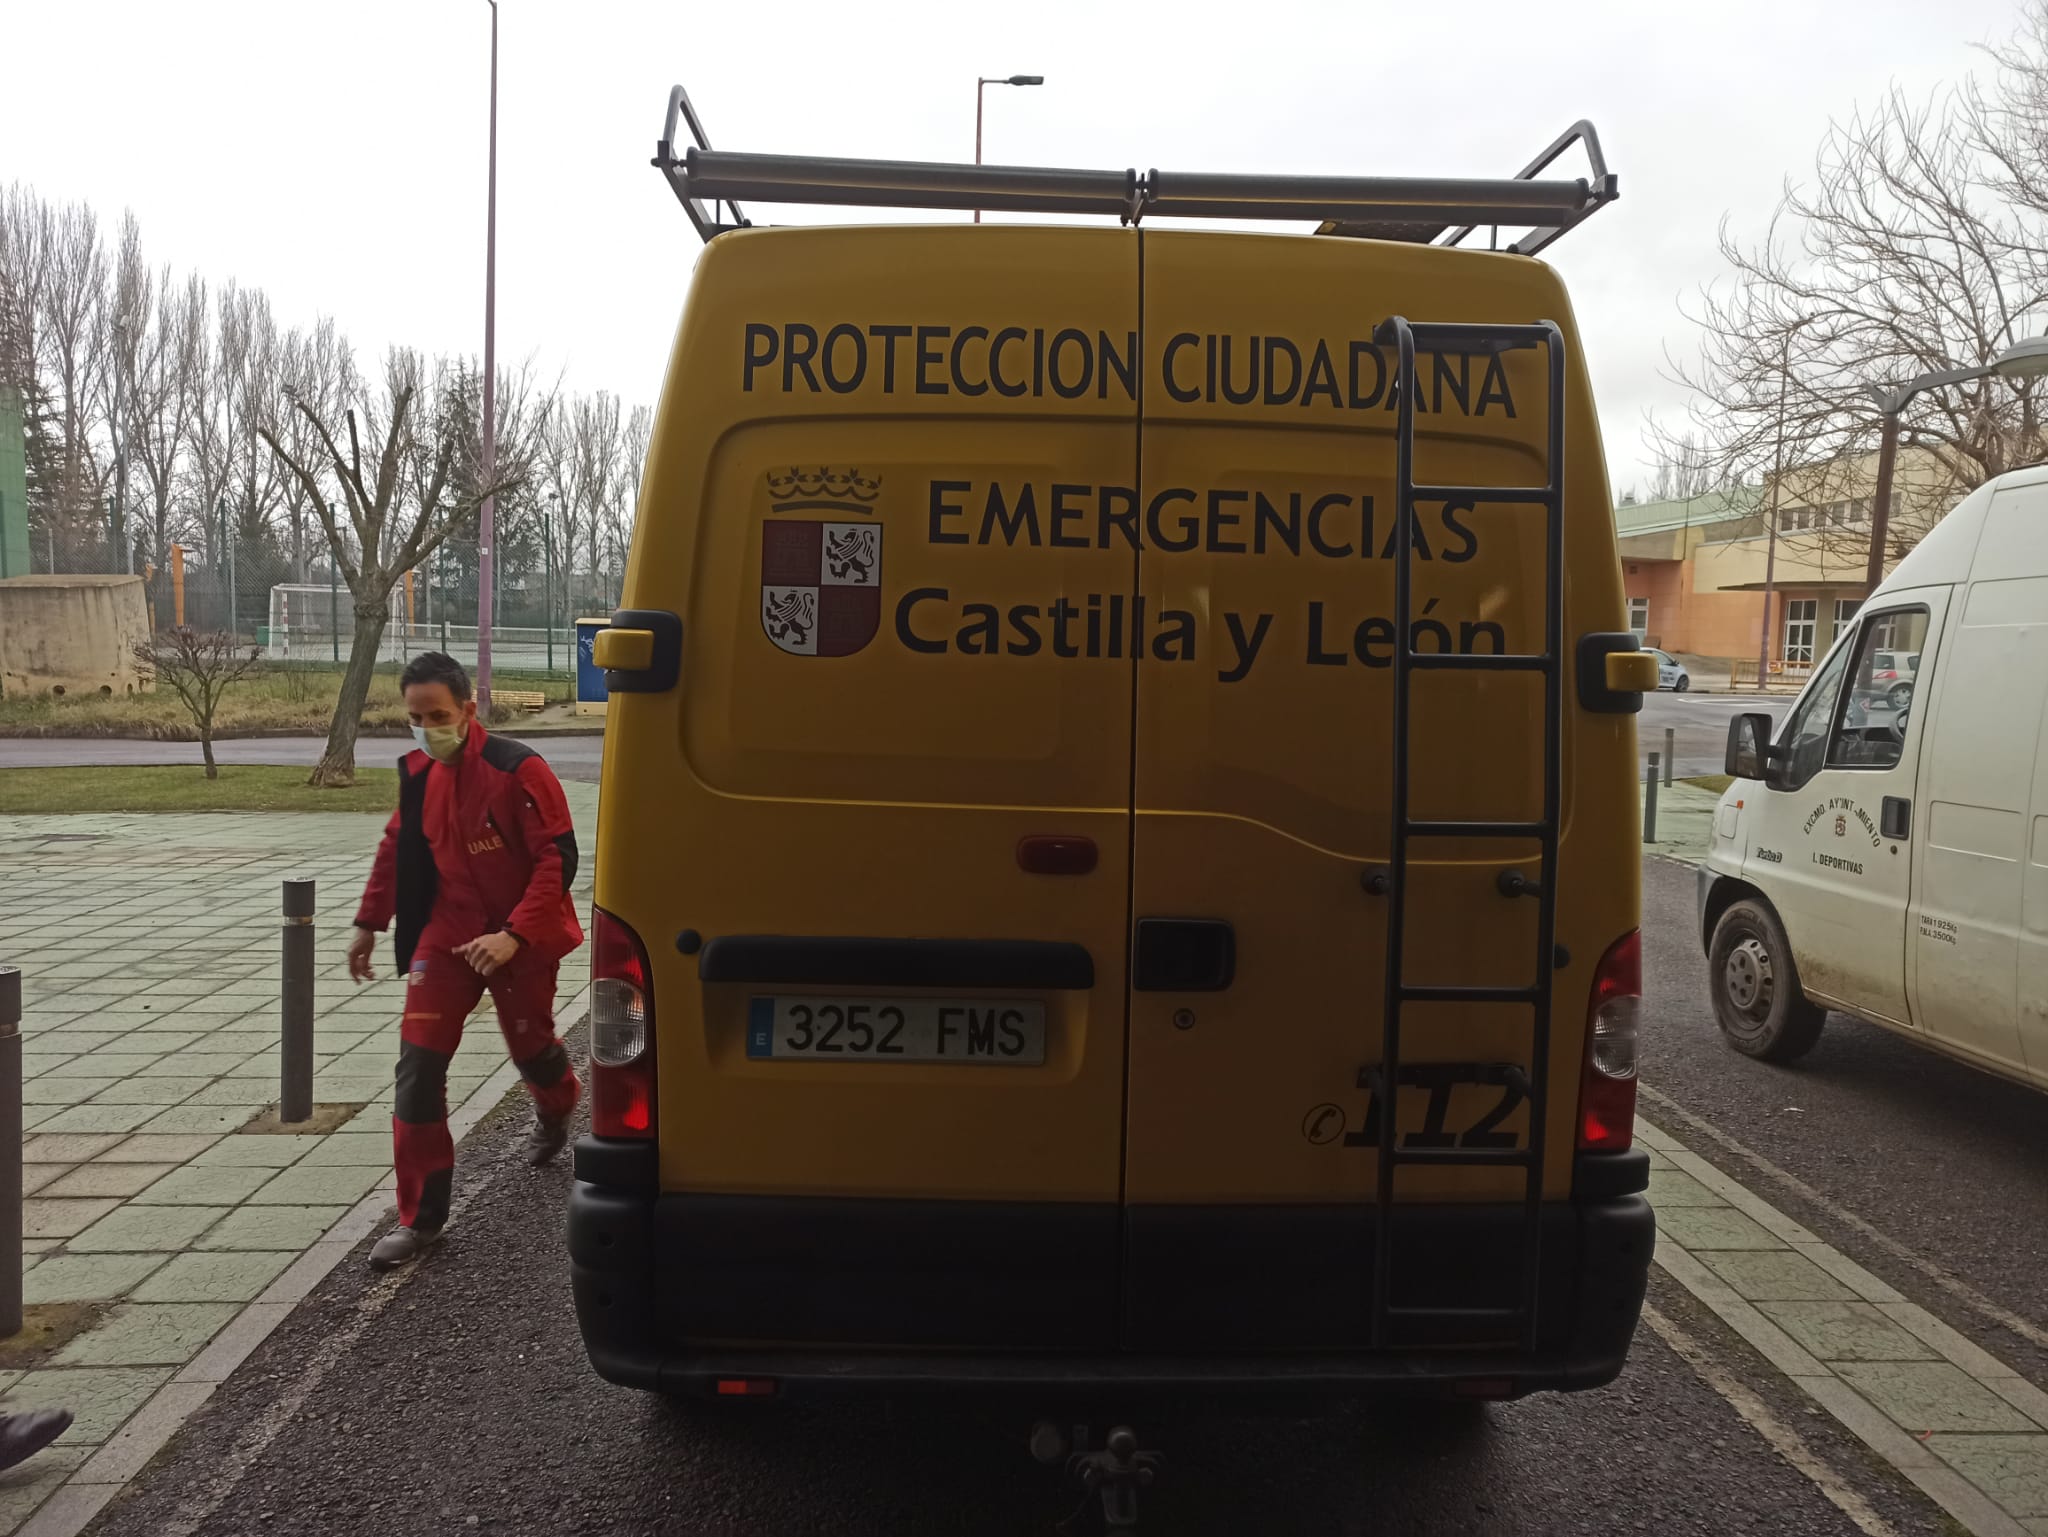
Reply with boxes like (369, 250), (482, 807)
(331, 560), (340, 663)
(1643, 753), (1660, 844)
(1664, 727), (1675, 786)
(1863, 408), (1901, 595)
(543, 509), (554, 671)
(475, 0), (500, 713)
(280, 880), (315, 1124)
(0, 967), (22, 1338)
(973, 80), (985, 223)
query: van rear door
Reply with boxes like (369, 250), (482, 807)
(1120, 232), (1622, 1348)
(639, 227), (1140, 1347)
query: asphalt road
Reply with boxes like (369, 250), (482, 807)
(0, 692), (1766, 787)
(1638, 690), (1792, 778)
(0, 732), (604, 783)
(1643, 854), (2048, 1383)
(86, 1090), (1942, 1537)
(82, 877), (2013, 1537)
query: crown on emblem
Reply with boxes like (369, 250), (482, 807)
(766, 466), (882, 511)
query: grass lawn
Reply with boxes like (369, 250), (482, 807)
(0, 664), (569, 739)
(1684, 774), (1736, 794)
(0, 764), (398, 814)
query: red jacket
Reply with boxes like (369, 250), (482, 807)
(354, 723), (584, 970)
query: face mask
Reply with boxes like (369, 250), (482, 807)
(412, 721), (467, 762)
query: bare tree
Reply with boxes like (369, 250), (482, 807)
(0, 188), (60, 541)
(32, 198), (107, 549)
(274, 319), (351, 582)
(259, 349), (545, 787)
(1665, 57), (2048, 568)
(576, 392), (623, 608)
(128, 271), (205, 607)
(1972, 3), (2048, 224)
(1649, 429), (1715, 503)
(130, 627), (264, 779)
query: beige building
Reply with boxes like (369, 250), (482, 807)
(1617, 448), (1957, 673)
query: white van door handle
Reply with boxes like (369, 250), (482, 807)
(1881, 797), (1912, 839)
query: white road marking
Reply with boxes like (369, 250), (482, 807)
(1641, 1301), (1900, 1537)
(1643, 1084), (2048, 1354)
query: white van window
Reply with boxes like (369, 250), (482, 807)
(1778, 636), (1856, 788)
(1830, 608), (1929, 770)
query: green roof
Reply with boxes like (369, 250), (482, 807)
(1613, 485), (1761, 536)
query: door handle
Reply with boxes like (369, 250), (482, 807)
(1132, 918), (1235, 992)
(1881, 796), (1911, 840)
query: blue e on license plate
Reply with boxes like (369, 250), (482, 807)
(746, 996), (1046, 1065)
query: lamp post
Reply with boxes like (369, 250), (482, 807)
(973, 74), (1043, 223)
(476, 0), (501, 711)
(541, 496), (556, 672)
(1862, 335), (2048, 591)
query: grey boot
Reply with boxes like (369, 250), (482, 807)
(524, 1114), (571, 1167)
(368, 1225), (443, 1272)
(0, 1409), (72, 1472)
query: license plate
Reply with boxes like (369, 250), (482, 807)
(746, 996), (1047, 1065)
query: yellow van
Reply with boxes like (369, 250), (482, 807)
(569, 89), (1656, 1407)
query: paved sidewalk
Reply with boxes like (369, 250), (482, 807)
(1646, 1115), (2048, 1536)
(0, 789), (596, 1535)
(1642, 778), (1721, 866)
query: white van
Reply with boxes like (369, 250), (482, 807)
(1699, 464), (2048, 1083)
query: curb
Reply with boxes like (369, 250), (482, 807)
(1642, 1110), (2048, 1537)
(11, 986), (589, 1537)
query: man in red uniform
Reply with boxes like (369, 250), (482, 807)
(348, 652), (583, 1271)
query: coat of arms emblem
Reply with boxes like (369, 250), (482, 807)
(760, 520), (882, 656)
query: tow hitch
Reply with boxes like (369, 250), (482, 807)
(1032, 1421), (1163, 1534)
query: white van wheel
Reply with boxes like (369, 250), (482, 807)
(1708, 900), (1825, 1063)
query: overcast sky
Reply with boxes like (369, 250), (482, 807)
(3, 0), (2030, 497)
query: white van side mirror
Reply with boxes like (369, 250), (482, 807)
(1725, 713), (1778, 783)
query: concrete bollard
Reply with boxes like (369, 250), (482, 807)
(281, 879), (316, 1124)
(1644, 753), (1661, 844)
(0, 967), (21, 1337)
(1665, 728), (1676, 786)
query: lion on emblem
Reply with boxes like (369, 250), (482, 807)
(763, 589), (817, 646)
(826, 527), (877, 583)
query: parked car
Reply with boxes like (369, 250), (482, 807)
(1646, 648), (1691, 691)
(1863, 649), (1918, 710)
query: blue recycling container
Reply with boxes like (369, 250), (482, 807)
(575, 618), (610, 715)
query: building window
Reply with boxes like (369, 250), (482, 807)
(1834, 598), (1861, 636)
(1627, 597), (1648, 639)
(1784, 598), (1818, 664)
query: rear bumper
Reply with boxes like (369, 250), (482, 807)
(567, 1139), (1653, 1400)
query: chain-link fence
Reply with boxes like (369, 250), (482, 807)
(35, 527), (607, 682)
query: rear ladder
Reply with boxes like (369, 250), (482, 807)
(1368, 316), (1568, 1353)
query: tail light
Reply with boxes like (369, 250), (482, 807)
(1579, 930), (1640, 1152)
(590, 906), (655, 1140)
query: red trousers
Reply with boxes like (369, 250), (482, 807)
(394, 946), (580, 1231)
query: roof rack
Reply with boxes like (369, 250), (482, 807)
(653, 85), (1617, 256)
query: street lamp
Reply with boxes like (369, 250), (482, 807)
(541, 494), (557, 672)
(973, 74), (1043, 223)
(476, 0), (501, 711)
(1862, 335), (2048, 590)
